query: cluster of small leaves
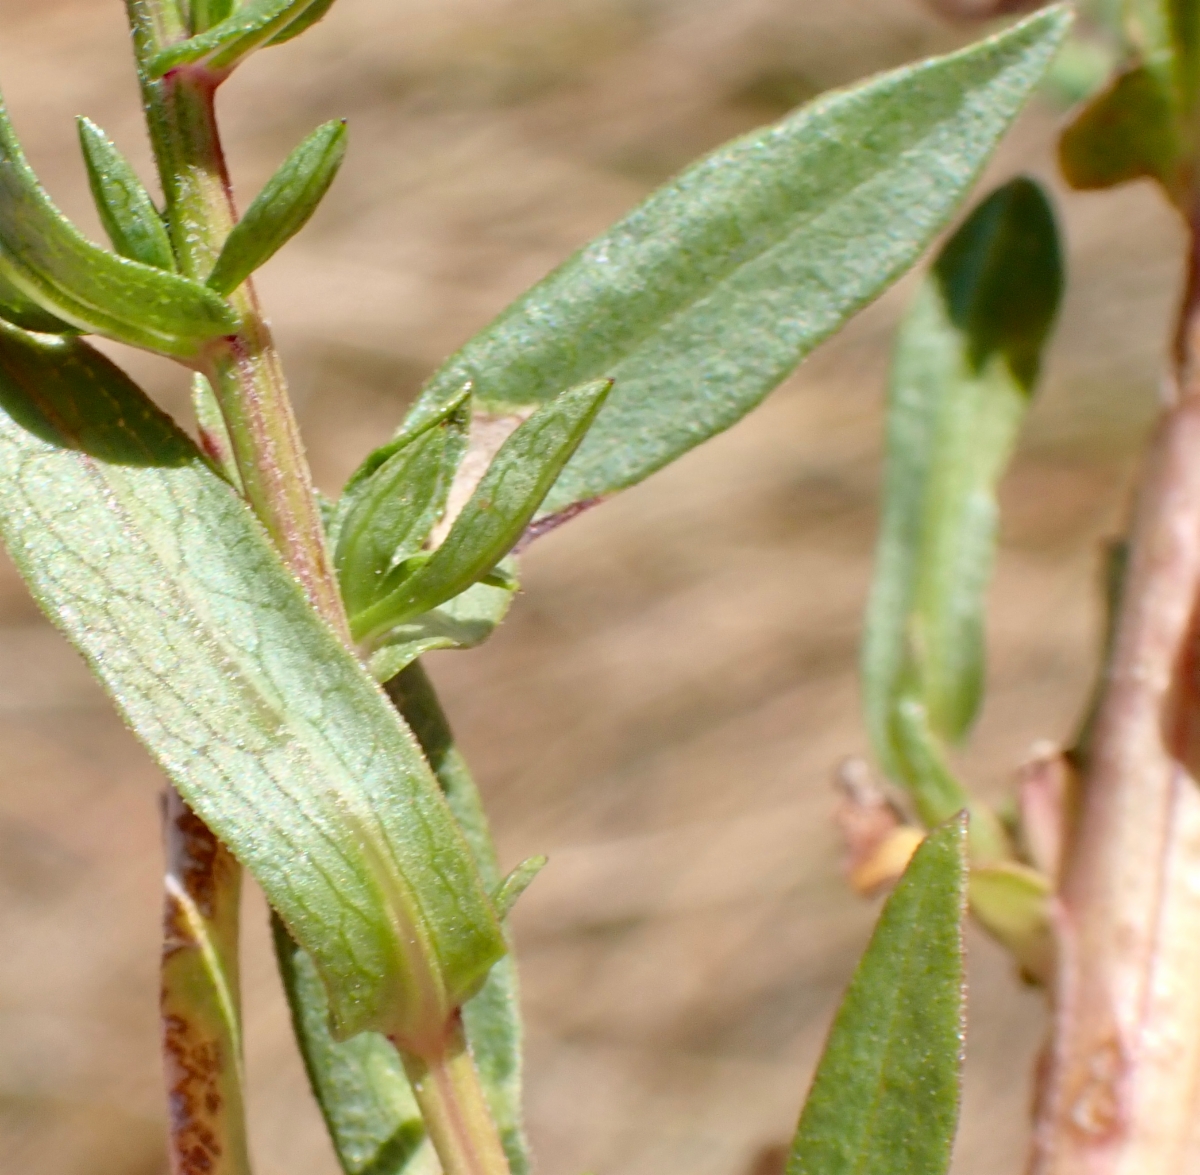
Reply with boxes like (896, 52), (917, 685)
(0, 3), (1073, 1174)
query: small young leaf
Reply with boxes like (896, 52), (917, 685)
(787, 817), (967, 1175)
(148, 0), (338, 78)
(0, 322), (506, 1055)
(403, 8), (1072, 514)
(0, 92), (236, 358)
(492, 858), (547, 921)
(968, 861), (1053, 983)
(863, 178), (1062, 784)
(351, 381), (610, 643)
(207, 120), (348, 296)
(77, 117), (177, 272)
(268, 0), (337, 45)
(334, 390), (469, 618)
(366, 576), (517, 685)
(1059, 66), (1182, 199)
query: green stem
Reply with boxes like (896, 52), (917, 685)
(125, 0), (348, 639)
(401, 1017), (512, 1175)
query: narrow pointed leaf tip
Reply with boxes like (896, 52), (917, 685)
(207, 120), (348, 296)
(77, 117), (177, 272)
(787, 816), (967, 1175)
(405, 6), (1071, 514)
(863, 178), (1062, 804)
(0, 323), (506, 1056)
(351, 379), (611, 643)
(148, 0), (341, 78)
(0, 94), (235, 356)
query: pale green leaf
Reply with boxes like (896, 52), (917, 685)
(863, 178), (1062, 781)
(207, 120), (348, 296)
(268, 0), (338, 45)
(77, 116), (177, 272)
(786, 817), (967, 1175)
(0, 322), (505, 1052)
(351, 381), (610, 643)
(404, 8), (1071, 514)
(0, 93), (235, 358)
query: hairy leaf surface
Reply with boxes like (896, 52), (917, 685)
(786, 818), (967, 1175)
(406, 8), (1071, 513)
(0, 323), (505, 1051)
(863, 178), (1062, 792)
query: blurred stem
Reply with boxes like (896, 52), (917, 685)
(161, 786), (251, 1175)
(1030, 216), (1200, 1173)
(401, 1017), (512, 1175)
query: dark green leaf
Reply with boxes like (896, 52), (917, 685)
(1058, 65), (1182, 199)
(0, 93), (235, 358)
(77, 117), (177, 272)
(366, 576), (517, 685)
(334, 390), (469, 619)
(351, 381), (610, 643)
(403, 8), (1071, 514)
(207, 120), (348, 296)
(786, 817), (967, 1175)
(0, 322), (506, 1053)
(148, 0), (338, 78)
(862, 178), (1062, 782)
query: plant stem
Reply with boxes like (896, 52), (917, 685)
(401, 1016), (512, 1175)
(125, 0), (348, 639)
(161, 785), (252, 1175)
(1029, 220), (1200, 1173)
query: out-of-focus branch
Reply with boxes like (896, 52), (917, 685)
(921, 0), (1046, 21)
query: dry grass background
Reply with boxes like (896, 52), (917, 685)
(0, 1), (1186, 1173)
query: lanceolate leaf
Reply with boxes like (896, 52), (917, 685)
(335, 391), (469, 618)
(268, 0), (338, 45)
(862, 179), (1062, 786)
(77, 117), (177, 272)
(148, 0), (337, 78)
(207, 120), (348, 296)
(0, 93), (236, 358)
(404, 8), (1071, 514)
(351, 381), (610, 643)
(0, 268), (77, 335)
(786, 817), (967, 1175)
(0, 322), (506, 1053)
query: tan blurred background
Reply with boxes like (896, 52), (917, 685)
(0, 1), (1184, 1173)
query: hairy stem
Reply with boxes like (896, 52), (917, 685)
(401, 1016), (512, 1175)
(126, 0), (348, 639)
(161, 786), (251, 1175)
(1029, 221), (1200, 1174)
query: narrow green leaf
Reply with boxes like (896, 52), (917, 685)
(863, 178), (1062, 787)
(0, 322), (506, 1053)
(351, 381), (610, 643)
(0, 268), (77, 334)
(0, 93), (235, 358)
(403, 8), (1071, 514)
(1058, 65), (1183, 199)
(786, 817), (967, 1175)
(492, 857), (547, 921)
(148, 0), (336, 78)
(334, 390), (469, 618)
(366, 577), (517, 686)
(207, 120), (348, 296)
(268, 0), (338, 45)
(77, 117), (177, 272)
